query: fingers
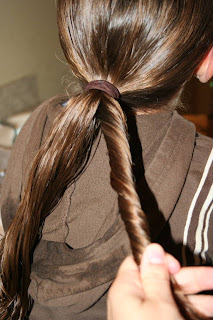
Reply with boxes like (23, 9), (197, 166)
(107, 256), (144, 320)
(113, 255), (142, 291)
(174, 266), (213, 294)
(174, 266), (213, 318)
(188, 295), (213, 318)
(116, 255), (139, 274)
(166, 253), (181, 275)
(117, 252), (181, 278)
(108, 256), (142, 303)
(140, 243), (174, 302)
(108, 245), (184, 320)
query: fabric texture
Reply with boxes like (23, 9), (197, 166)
(1, 96), (213, 319)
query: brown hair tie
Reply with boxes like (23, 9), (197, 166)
(85, 80), (120, 99)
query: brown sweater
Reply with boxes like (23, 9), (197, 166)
(1, 96), (213, 319)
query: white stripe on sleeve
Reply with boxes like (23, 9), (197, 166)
(182, 148), (213, 266)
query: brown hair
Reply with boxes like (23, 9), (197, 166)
(1, 0), (213, 319)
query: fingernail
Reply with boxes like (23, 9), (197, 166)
(144, 244), (165, 265)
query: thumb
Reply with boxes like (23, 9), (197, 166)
(141, 243), (173, 302)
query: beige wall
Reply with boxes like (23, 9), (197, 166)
(0, 0), (70, 102)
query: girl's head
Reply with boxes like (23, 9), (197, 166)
(58, 0), (213, 111)
(1, 1), (213, 319)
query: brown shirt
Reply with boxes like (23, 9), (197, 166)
(1, 96), (213, 319)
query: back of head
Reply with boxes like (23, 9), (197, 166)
(58, 0), (213, 110)
(1, 1), (212, 319)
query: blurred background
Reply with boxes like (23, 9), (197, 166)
(0, 0), (70, 234)
(0, 0), (67, 114)
(0, 1), (212, 234)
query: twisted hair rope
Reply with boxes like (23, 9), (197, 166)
(99, 96), (208, 320)
(99, 96), (150, 264)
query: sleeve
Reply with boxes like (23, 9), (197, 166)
(1, 101), (49, 231)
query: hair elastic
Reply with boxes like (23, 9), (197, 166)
(85, 80), (120, 99)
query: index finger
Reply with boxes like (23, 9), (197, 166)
(174, 267), (213, 294)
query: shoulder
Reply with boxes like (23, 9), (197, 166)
(0, 95), (68, 230)
(195, 131), (213, 148)
(175, 112), (213, 166)
(193, 132), (213, 167)
(14, 95), (68, 148)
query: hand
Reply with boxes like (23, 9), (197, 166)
(174, 266), (213, 318)
(107, 243), (184, 320)
(108, 244), (213, 320)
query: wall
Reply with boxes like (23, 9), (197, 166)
(0, 0), (71, 103)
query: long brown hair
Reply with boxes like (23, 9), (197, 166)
(1, 0), (213, 319)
